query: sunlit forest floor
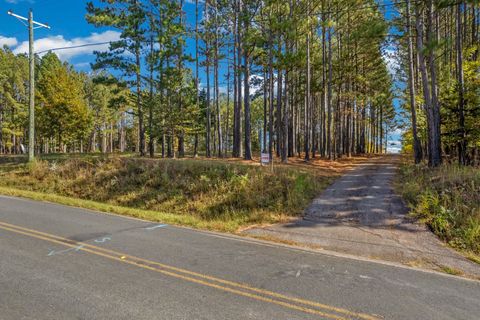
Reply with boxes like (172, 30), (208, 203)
(0, 153), (369, 233)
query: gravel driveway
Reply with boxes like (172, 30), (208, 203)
(245, 155), (480, 278)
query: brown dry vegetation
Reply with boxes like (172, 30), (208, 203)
(0, 154), (366, 232)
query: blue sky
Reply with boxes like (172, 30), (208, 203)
(1, 0), (403, 152)
(1, 1), (113, 68)
(1, 0), (201, 69)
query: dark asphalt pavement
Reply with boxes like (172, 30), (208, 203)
(0, 195), (479, 319)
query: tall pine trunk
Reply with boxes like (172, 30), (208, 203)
(406, 0), (422, 163)
(214, 3), (223, 158)
(243, 43), (252, 160)
(426, 0), (442, 166)
(456, 1), (467, 164)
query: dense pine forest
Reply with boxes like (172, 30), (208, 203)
(0, 0), (478, 167)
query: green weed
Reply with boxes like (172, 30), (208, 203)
(397, 162), (480, 255)
(440, 266), (463, 276)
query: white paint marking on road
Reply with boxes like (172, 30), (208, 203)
(48, 244), (85, 256)
(145, 224), (168, 230)
(359, 275), (373, 279)
(296, 270), (301, 278)
(94, 237), (111, 243)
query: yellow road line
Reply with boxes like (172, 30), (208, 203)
(0, 223), (345, 320)
(0, 221), (381, 320)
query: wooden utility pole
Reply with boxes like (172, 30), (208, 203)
(8, 10), (50, 162)
(28, 10), (35, 161)
(28, 11), (35, 161)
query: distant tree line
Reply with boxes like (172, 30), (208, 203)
(1, 0), (399, 162)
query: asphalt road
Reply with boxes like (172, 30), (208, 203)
(0, 195), (479, 320)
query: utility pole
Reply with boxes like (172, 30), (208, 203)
(7, 9), (50, 162)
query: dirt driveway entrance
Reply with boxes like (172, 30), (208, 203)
(245, 155), (480, 278)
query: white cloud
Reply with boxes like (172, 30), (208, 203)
(5, 0), (34, 3)
(13, 30), (121, 60)
(74, 62), (91, 68)
(383, 48), (398, 76)
(387, 140), (402, 154)
(0, 35), (18, 47)
(391, 128), (405, 136)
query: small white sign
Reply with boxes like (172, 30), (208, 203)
(261, 153), (270, 165)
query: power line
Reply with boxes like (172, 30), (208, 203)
(36, 41), (113, 55)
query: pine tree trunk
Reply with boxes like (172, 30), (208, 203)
(406, 0), (423, 163)
(456, 1), (467, 164)
(243, 42), (252, 160)
(135, 18), (145, 157)
(268, 32), (274, 161)
(283, 68), (289, 163)
(226, 52), (231, 156)
(206, 43), (212, 158)
(415, 4), (435, 166)
(0, 104), (3, 154)
(120, 113), (126, 153)
(276, 67), (283, 158)
(214, 4), (223, 158)
(426, 0), (442, 166)
(327, 21), (333, 159)
(263, 68), (267, 153)
(148, 30), (155, 158)
(194, 0), (199, 158)
(233, 0), (242, 158)
(110, 122), (114, 153)
(305, 27), (311, 161)
(321, 7), (327, 157)
(102, 122), (107, 154)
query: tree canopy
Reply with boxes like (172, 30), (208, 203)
(0, 0), (478, 166)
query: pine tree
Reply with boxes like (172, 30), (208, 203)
(86, 0), (147, 156)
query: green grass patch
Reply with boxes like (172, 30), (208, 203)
(396, 162), (480, 256)
(0, 156), (336, 233)
(440, 265), (464, 276)
(466, 253), (480, 265)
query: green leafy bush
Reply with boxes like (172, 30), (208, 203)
(397, 163), (480, 254)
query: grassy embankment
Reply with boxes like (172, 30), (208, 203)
(397, 161), (480, 263)
(0, 155), (355, 233)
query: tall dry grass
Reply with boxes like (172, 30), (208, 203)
(0, 157), (335, 231)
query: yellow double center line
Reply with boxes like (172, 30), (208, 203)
(0, 220), (380, 320)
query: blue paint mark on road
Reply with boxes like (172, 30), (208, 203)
(145, 224), (168, 230)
